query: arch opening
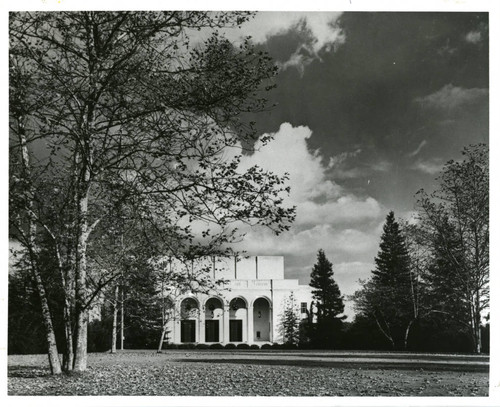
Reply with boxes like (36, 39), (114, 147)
(180, 298), (199, 343)
(253, 297), (271, 342)
(229, 297), (247, 342)
(205, 297), (223, 342)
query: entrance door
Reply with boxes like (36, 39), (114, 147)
(229, 320), (242, 342)
(205, 320), (220, 342)
(181, 320), (196, 342)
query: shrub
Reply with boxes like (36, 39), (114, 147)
(271, 343), (283, 349)
(236, 343), (250, 349)
(209, 343), (224, 349)
(261, 343), (272, 349)
(178, 343), (196, 349)
(224, 343), (236, 349)
(249, 344), (260, 350)
(282, 342), (298, 350)
(195, 343), (210, 350)
(298, 342), (314, 350)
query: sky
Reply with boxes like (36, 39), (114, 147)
(220, 11), (490, 318)
(2, 5), (490, 322)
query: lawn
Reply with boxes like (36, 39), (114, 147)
(8, 350), (489, 396)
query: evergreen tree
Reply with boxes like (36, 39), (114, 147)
(353, 211), (414, 349)
(309, 249), (345, 348)
(278, 292), (300, 346)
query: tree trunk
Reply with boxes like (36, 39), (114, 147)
(111, 285), (119, 353)
(18, 123), (62, 375)
(404, 319), (415, 351)
(51, 244), (74, 371)
(73, 188), (90, 372)
(120, 283), (125, 350)
(32, 266), (63, 375)
(474, 292), (482, 353)
(157, 328), (167, 353)
(62, 293), (74, 371)
(374, 314), (395, 349)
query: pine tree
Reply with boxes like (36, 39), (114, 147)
(353, 211), (414, 349)
(309, 249), (345, 348)
(310, 249), (345, 319)
(372, 211), (412, 288)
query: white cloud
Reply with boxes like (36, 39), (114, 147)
(414, 84), (488, 111)
(193, 12), (345, 74)
(224, 12), (345, 73)
(239, 123), (342, 204)
(234, 123), (384, 269)
(328, 149), (362, 168)
(408, 140), (427, 157)
(297, 196), (382, 226)
(238, 223), (379, 259)
(239, 123), (383, 225)
(465, 31), (482, 44)
(370, 160), (392, 172)
(410, 158), (444, 175)
(246, 12), (343, 47)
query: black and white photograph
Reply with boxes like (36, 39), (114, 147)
(4, 0), (498, 404)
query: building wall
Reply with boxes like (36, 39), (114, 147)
(165, 256), (313, 345)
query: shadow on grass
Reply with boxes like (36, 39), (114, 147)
(176, 358), (489, 373)
(239, 351), (490, 362)
(8, 366), (52, 378)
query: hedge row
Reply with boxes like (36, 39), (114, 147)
(161, 342), (299, 350)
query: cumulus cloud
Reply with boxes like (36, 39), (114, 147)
(239, 123), (342, 204)
(234, 123), (384, 271)
(239, 123), (383, 226)
(224, 12), (345, 73)
(414, 84), (488, 111)
(238, 12), (344, 48)
(194, 12), (344, 75)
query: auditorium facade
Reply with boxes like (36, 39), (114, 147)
(165, 256), (313, 345)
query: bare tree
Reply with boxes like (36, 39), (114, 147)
(416, 144), (488, 353)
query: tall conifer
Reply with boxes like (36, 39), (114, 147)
(353, 211), (414, 349)
(310, 249), (345, 318)
(309, 249), (345, 347)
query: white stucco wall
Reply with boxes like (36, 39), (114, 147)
(165, 256), (313, 345)
(257, 256), (284, 280)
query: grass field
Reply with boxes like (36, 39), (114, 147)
(8, 350), (489, 396)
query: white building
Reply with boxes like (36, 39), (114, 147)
(165, 256), (313, 345)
